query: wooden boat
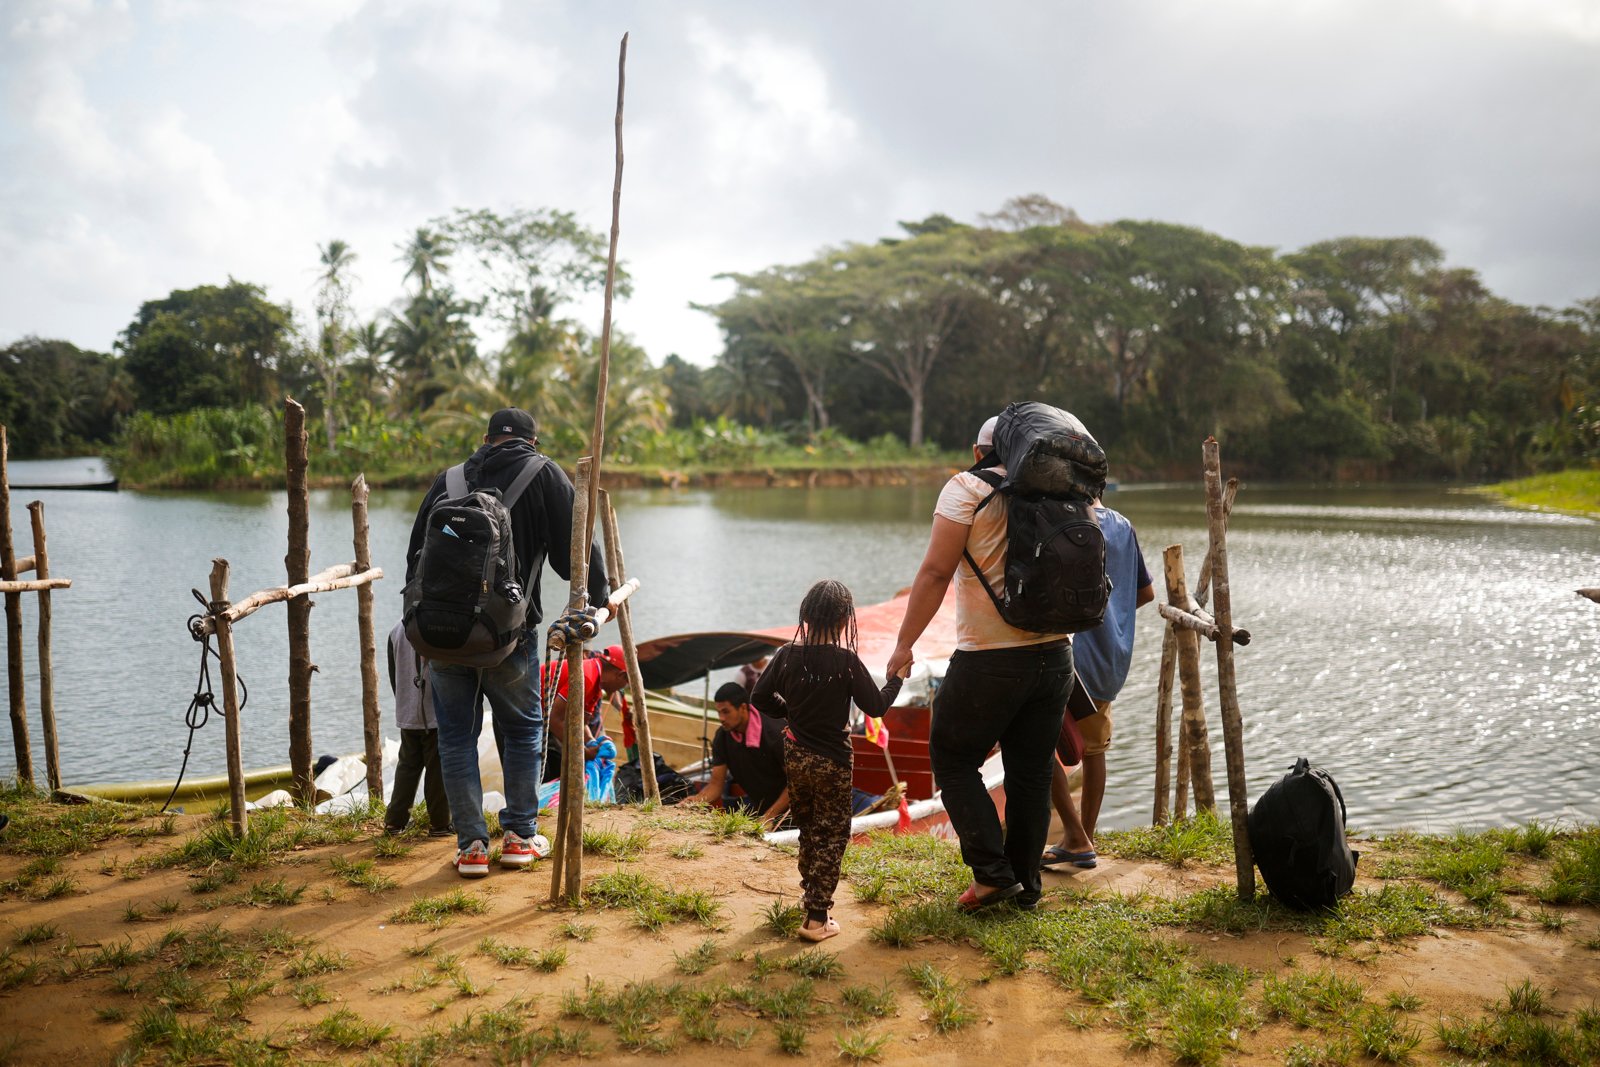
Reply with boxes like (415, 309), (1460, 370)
(628, 586), (1012, 843)
(10, 479), (119, 492)
(67, 762), (299, 811)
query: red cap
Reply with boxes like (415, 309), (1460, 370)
(597, 645), (626, 671)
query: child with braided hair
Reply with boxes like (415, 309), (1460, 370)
(750, 579), (906, 942)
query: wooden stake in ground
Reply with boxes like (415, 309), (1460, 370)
(599, 491), (659, 803)
(1152, 624), (1177, 825)
(1163, 543), (1216, 813)
(284, 399), (314, 805)
(352, 476), (383, 805)
(550, 460), (594, 903)
(27, 502), (60, 793)
(0, 427), (31, 787)
(1203, 438), (1254, 899)
(209, 559), (248, 840)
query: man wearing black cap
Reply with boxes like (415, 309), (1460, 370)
(405, 407), (609, 877)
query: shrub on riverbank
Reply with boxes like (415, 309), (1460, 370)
(1482, 468), (1600, 517)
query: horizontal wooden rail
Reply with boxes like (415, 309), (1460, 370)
(12, 555), (33, 575)
(1158, 602), (1251, 646)
(0, 578), (70, 593)
(193, 563), (382, 635)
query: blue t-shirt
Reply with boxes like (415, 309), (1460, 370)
(1072, 505), (1151, 703)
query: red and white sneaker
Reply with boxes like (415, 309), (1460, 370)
(453, 839), (490, 878)
(500, 830), (550, 868)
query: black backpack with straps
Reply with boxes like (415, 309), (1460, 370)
(1248, 758), (1360, 911)
(962, 402), (1111, 635)
(403, 457), (545, 668)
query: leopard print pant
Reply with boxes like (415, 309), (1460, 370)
(784, 741), (854, 913)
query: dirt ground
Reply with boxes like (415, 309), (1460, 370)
(2, 804), (1598, 1065)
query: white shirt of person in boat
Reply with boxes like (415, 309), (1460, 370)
(933, 466), (1071, 652)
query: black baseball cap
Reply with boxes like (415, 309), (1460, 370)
(486, 408), (538, 440)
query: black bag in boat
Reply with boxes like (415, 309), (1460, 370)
(613, 754), (693, 805)
(1247, 757), (1360, 911)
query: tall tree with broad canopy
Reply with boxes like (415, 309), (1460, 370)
(116, 280), (294, 415)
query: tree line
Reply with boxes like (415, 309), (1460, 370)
(3, 195), (1595, 482)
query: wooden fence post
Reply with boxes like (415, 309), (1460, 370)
(352, 475), (383, 807)
(1152, 624), (1177, 825)
(284, 399), (314, 805)
(1203, 439), (1255, 899)
(1163, 544), (1216, 813)
(27, 503), (59, 792)
(550, 459), (593, 903)
(210, 559), (248, 839)
(0, 427), (31, 787)
(599, 491), (659, 803)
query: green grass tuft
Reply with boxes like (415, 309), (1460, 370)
(389, 888), (491, 928)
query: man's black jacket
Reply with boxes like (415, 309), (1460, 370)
(404, 440), (609, 627)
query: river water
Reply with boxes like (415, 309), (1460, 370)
(4, 458), (1597, 833)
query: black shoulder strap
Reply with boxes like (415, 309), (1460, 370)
(959, 469), (1008, 615)
(500, 455), (548, 510)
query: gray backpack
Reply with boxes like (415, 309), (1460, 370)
(402, 458), (544, 667)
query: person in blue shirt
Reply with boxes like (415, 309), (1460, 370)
(1043, 497), (1154, 869)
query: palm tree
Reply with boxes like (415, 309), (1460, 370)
(316, 239), (358, 449)
(399, 228), (452, 299)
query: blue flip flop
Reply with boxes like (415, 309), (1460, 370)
(1041, 845), (1098, 870)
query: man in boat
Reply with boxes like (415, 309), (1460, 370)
(405, 407), (608, 878)
(684, 682), (791, 829)
(1044, 495), (1154, 870)
(541, 645), (631, 784)
(887, 413), (1076, 912)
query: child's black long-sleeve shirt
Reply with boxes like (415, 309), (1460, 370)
(749, 643), (903, 766)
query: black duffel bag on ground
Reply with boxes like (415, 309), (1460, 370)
(1247, 757), (1360, 910)
(614, 754), (693, 805)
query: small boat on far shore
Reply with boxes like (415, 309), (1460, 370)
(10, 478), (119, 492)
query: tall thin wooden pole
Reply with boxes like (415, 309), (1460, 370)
(1204, 439), (1254, 899)
(352, 475), (383, 807)
(26, 503), (59, 792)
(284, 399), (314, 805)
(1163, 544), (1216, 813)
(0, 427), (31, 787)
(1195, 478), (1239, 609)
(550, 459), (593, 903)
(210, 559), (248, 839)
(599, 491), (658, 803)
(1151, 624), (1177, 825)
(581, 32), (629, 555)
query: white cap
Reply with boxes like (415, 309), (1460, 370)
(975, 415), (999, 448)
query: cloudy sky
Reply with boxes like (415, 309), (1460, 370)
(3, 0), (1598, 366)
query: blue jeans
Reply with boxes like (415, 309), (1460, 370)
(430, 637), (544, 849)
(930, 643), (1072, 901)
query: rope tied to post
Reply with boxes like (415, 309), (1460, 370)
(163, 588), (249, 813)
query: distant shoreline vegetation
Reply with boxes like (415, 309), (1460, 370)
(3, 196), (1596, 486)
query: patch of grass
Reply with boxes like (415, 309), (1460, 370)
(29, 874), (76, 900)
(582, 825), (651, 860)
(787, 948), (843, 980)
(675, 938), (719, 976)
(154, 898), (181, 916)
(329, 855), (397, 893)
(284, 950), (349, 979)
(90, 938), (149, 970)
(390, 888), (491, 928)
(731, 978), (817, 1021)
(704, 807), (765, 839)
(1348, 1006), (1421, 1062)
(13, 923), (58, 946)
(291, 981), (333, 1008)
(585, 870), (723, 930)
(834, 1027), (891, 1063)
(1282, 1038), (1355, 1067)
(238, 877), (306, 907)
(840, 981), (898, 1020)
(1538, 828), (1600, 905)
(217, 977), (275, 1019)
(121, 902), (146, 923)
(562, 979), (683, 1052)
(842, 831), (968, 903)
(774, 1020), (807, 1055)
(762, 898), (804, 939)
(313, 1007), (391, 1049)
(1505, 979), (1551, 1016)
(868, 899), (982, 948)
(1261, 968), (1367, 1028)
(1385, 989), (1423, 1013)
(1166, 972), (1254, 1066)
(371, 834), (413, 859)
(904, 962), (976, 1033)
(1483, 469), (1600, 517)
(560, 920), (595, 942)
(670, 842), (703, 860)
(1099, 809), (1235, 867)
(1, 789), (143, 857)
(477, 936), (533, 967)
(503, 1025), (599, 1060)
(1315, 883), (1484, 953)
